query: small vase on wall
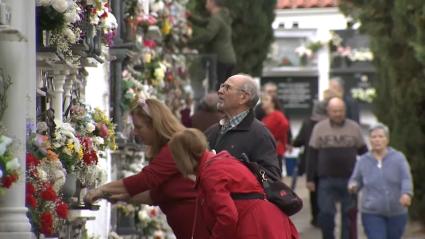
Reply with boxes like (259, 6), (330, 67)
(61, 173), (77, 203)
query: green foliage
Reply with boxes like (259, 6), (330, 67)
(188, 0), (276, 76)
(38, 6), (65, 31)
(340, 0), (425, 223)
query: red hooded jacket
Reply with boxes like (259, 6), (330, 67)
(195, 151), (299, 239)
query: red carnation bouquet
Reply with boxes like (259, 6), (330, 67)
(26, 150), (69, 237)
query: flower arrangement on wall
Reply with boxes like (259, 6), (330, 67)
(37, 0), (83, 57)
(329, 31), (374, 65)
(0, 69), (20, 194)
(350, 75), (377, 103)
(66, 103), (116, 187)
(26, 151), (68, 237)
(26, 103), (115, 236)
(121, 0), (193, 114)
(37, 0), (118, 57)
(295, 41), (323, 66)
(0, 135), (20, 193)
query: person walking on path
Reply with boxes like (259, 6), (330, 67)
(261, 93), (290, 174)
(191, 92), (223, 132)
(169, 128), (300, 239)
(188, 0), (236, 90)
(348, 123), (413, 239)
(204, 74), (281, 181)
(293, 100), (327, 227)
(329, 77), (360, 123)
(255, 82), (293, 148)
(84, 99), (208, 239)
(306, 97), (368, 239)
(292, 89), (341, 225)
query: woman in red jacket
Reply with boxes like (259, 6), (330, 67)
(261, 93), (289, 172)
(169, 128), (299, 239)
(84, 99), (208, 239)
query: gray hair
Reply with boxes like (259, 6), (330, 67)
(263, 82), (277, 91)
(238, 74), (260, 109)
(369, 123), (390, 138)
(330, 76), (344, 86)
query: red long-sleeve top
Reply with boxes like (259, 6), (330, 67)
(262, 110), (289, 157)
(122, 145), (208, 239)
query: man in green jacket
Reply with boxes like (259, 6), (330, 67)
(189, 0), (236, 90)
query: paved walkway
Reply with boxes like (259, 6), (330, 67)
(284, 176), (425, 239)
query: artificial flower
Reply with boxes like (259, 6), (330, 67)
(26, 182), (36, 194)
(161, 19), (172, 35)
(40, 212), (53, 235)
(64, 11), (79, 24)
(138, 209), (149, 221)
(143, 40), (157, 48)
(0, 135), (13, 155)
(93, 136), (104, 146)
(26, 153), (40, 168)
(51, 0), (68, 13)
(41, 184), (58, 201)
(2, 175), (14, 188)
(104, 13), (118, 30)
(150, 0), (165, 12)
(6, 157), (20, 171)
(46, 150), (59, 161)
(83, 150), (98, 165)
(55, 202), (68, 219)
(63, 28), (77, 43)
(143, 53), (152, 63)
(36, 122), (49, 134)
(52, 169), (66, 192)
(37, 167), (48, 181)
(26, 194), (37, 208)
(39, 0), (51, 6)
(153, 230), (165, 239)
(154, 67), (165, 81)
(86, 123), (96, 133)
(97, 123), (109, 138)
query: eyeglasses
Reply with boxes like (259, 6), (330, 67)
(219, 83), (247, 94)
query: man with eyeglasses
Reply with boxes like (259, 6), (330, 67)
(204, 74), (282, 181)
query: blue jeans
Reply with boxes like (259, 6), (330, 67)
(361, 213), (408, 239)
(318, 177), (357, 239)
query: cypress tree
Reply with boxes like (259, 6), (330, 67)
(339, 0), (425, 223)
(188, 0), (276, 76)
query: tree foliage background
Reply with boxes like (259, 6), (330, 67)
(339, 0), (425, 223)
(187, 0), (276, 76)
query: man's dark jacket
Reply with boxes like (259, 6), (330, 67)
(204, 110), (281, 181)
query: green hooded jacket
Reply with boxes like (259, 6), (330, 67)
(189, 9), (236, 64)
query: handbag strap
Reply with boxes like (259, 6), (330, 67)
(240, 153), (269, 184)
(231, 192), (265, 200)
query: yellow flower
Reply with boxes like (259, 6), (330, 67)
(143, 53), (152, 63)
(78, 148), (83, 160)
(162, 19), (172, 35)
(66, 143), (75, 151)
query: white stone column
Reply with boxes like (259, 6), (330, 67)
(78, 74), (87, 102)
(317, 28), (331, 100)
(0, 0), (35, 238)
(49, 70), (68, 124)
(64, 71), (76, 112)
